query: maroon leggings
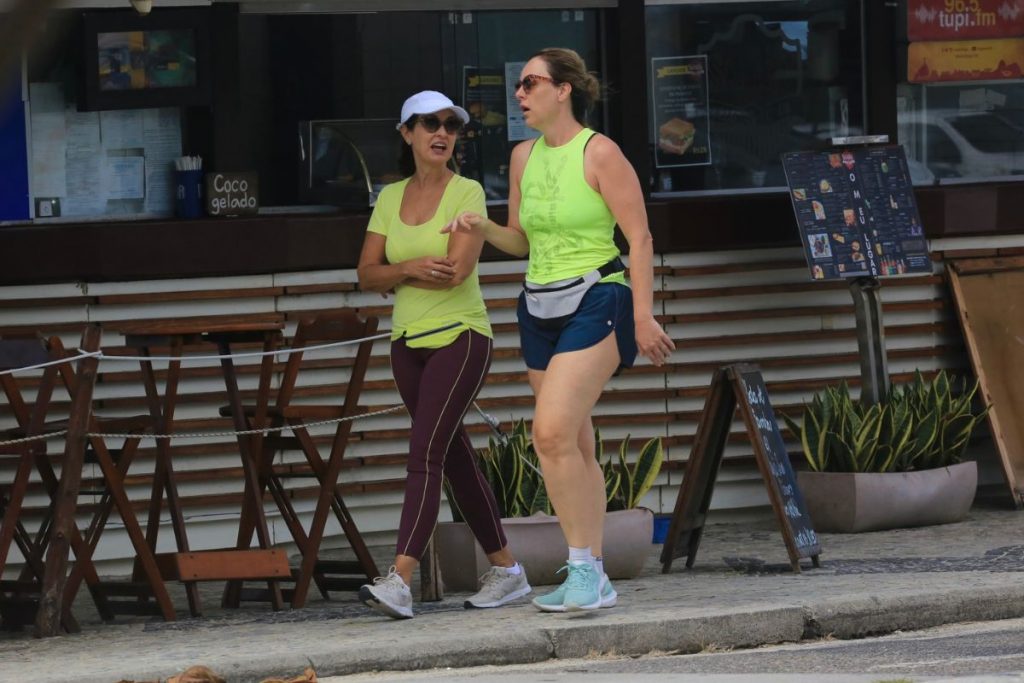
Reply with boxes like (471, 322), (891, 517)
(390, 330), (507, 560)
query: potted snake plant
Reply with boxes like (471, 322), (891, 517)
(436, 419), (663, 590)
(782, 370), (987, 533)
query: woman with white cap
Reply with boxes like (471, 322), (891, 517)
(356, 91), (530, 619)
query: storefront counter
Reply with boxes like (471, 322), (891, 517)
(2, 181), (1022, 287)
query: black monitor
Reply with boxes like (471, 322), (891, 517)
(79, 8), (212, 112)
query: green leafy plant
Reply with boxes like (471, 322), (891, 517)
(481, 419), (551, 519)
(597, 429), (665, 511)
(447, 418), (664, 520)
(782, 370), (988, 474)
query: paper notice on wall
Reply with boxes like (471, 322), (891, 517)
(143, 108), (182, 215)
(100, 109), (145, 149)
(62, 106), (106, 216)
(63, 151), (106, 216)
(66, 107), (101, 153)
(104, 156), (145, 200)
(504, 62), (540, 143)
(28, 83), (67, 198)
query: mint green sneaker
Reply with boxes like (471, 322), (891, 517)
(598, 574), (618, 608)
(563, 561), (601, 611)
(532, 566), (570, 612)
(536, 565), (614, 614)
(533, 566), (617, 613)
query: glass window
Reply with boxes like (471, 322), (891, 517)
(645, 1), (864, 196)
(895, 0), (1024, 185)
(450, 10), (603, 202)
(241, 9), (601, 207)
(897, 82), (1024, 184)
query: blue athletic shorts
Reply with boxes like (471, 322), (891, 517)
(517, 282), (638, 372)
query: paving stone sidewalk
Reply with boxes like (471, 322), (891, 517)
(2, 505), (1022, 683)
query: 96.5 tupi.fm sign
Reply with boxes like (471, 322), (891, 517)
(908, 0), (1024, 41)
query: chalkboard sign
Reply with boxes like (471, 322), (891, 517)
(205, 172), (259, 217)
(732, 366), (821, 564)
(661, 364), (821, 573)
(781, 145), (930, 281)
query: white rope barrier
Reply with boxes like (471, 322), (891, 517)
(0, 405), (407, 448)
(85, 330), (393, 364)
(87, 404), (407, 440)
(0, 323), (492, 448)
(2, 321), (463, 376)
(0, 350), (101, 377)
(0, 404), (508, 451)
(0, 429), (69, 448)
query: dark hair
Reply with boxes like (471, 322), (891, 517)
(398, 115), (418, 177)
(532, 47), (602, 125)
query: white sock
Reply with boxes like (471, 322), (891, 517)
(568, 546), (595, 566)
(595, 557), (605, 577)
(501, 562), (522, 575)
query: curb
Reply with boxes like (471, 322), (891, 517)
(42, 585), (1024, 683)
(543, 607), (807, 659)
(805, 584), (1024, 639)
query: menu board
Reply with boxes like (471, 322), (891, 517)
(732, 367), (821, 561)
(660, 364), (821, 574)
(782, 145), (931, 281)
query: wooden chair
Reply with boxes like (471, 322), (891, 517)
(0, 329), (175, 634)
(0, 334), (73, 631)
(222, 309), (380, 608)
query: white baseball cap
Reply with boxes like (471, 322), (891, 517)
(396, 90), (470, 130)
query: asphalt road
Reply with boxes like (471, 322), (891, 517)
(328, 617), (1024, 682)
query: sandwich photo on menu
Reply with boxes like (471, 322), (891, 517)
(658, 117), (695, 156)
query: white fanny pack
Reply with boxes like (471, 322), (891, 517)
(523, 257), (624, 329)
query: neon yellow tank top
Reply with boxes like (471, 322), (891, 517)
(519, 128), (625, 286)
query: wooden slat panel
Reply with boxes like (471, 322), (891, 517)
(97, 287), (284, 305)
(0, 238), (1009, 574)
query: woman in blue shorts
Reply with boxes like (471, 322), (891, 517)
(445, 48), (675, 611)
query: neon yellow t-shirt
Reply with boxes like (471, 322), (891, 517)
(519, 128), (626, 287)
(367, 175), (492, 348)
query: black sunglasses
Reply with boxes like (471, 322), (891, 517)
(414, 114), (463, 135)
(514, 74), (556, 94)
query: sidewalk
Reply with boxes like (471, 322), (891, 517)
(3, 504), (1022, 683)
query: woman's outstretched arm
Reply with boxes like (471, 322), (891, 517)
(442, 140), (533, 257)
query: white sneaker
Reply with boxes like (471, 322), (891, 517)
(464, 565), (532, 609)
(359, 566), (413, 619)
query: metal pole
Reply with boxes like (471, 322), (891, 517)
(849, 276), (890, 406)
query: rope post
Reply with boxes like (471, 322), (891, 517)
(35, 325), (101, 637)
(420, 531), (444, 602)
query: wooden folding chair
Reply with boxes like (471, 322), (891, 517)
(0, 334), (75, 631)
(0, 329), (174, 633)
(222, 309), (380, 608)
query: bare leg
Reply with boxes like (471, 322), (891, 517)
(394, 555), (418, 586)
(485, 546), (515, 568)
(528, 334), (619, 553)
(575, 415), (605, 557)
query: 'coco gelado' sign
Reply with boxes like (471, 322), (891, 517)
(206, 172), (259, 216)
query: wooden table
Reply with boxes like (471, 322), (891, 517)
(111, 314), (291, 615)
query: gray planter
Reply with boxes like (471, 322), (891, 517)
(797, 461), (977, 533)
(435, 508), (653, 591)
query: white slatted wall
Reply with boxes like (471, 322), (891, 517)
(1, 234), (1019, 574)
